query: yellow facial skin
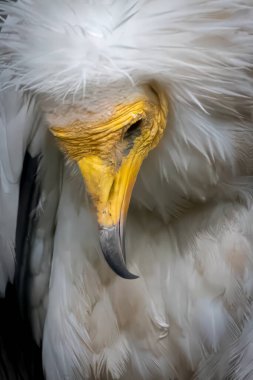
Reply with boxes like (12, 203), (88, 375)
(50, 85), (168, 230)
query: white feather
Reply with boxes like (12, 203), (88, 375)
(0, 85), (41, 294)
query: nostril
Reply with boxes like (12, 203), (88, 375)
(123, 119), (142, 141)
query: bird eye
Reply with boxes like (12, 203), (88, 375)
(123, 119), (142, 141)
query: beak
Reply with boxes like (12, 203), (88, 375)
(50, 84), (168, 279)
(99, 225), (137, 279)
(77, 149), (144, 279)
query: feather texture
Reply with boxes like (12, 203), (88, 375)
(0, 86), (42, 295)
(0, 0), (253, 379)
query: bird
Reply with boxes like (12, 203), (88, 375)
(0, 0), (253, 379)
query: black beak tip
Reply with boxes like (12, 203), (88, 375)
(103, 253), (139, 280)
(99, 226), (138, 280)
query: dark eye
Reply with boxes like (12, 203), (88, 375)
(123, 119), (142, 141)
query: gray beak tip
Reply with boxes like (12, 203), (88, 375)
(99, 225), (138, 280)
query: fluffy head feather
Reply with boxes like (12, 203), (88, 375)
(0, 0), (252, 110)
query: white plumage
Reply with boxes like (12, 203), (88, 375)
(0, 0), (253, 379)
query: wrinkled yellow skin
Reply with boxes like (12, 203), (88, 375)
(50, 85), (169, 227)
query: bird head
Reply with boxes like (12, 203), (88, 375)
(49, 84), (169, 278)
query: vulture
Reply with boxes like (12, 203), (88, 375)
(0, 0), (253, 379)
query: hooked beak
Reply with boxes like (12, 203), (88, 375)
(50, 84), (169, 279)
(99, 225), (136, 279)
